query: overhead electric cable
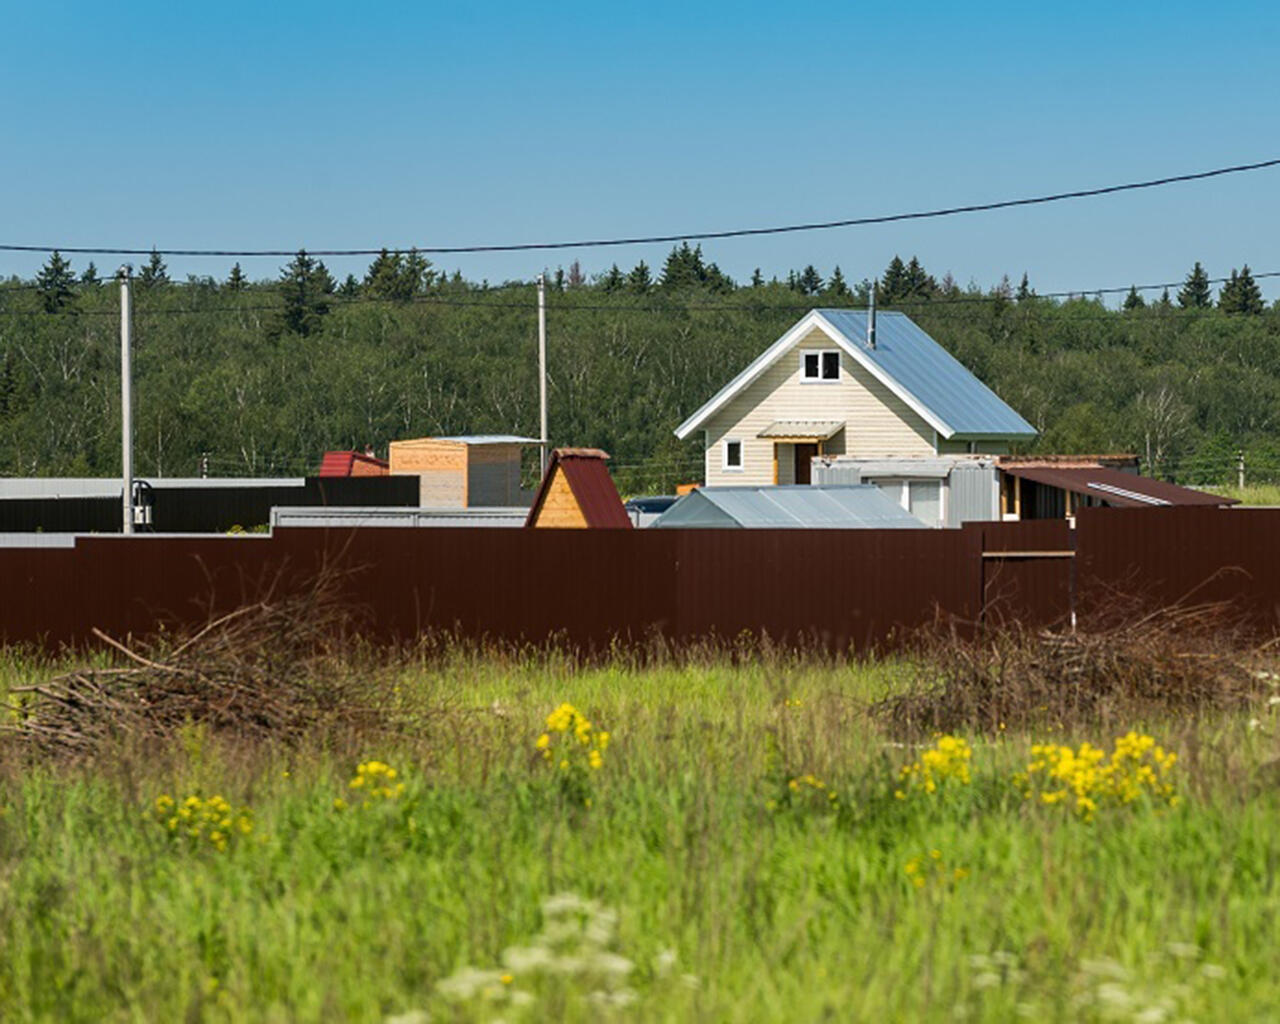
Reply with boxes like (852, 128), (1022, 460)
(0, 157), (1277, 257)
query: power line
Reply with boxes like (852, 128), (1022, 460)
(1, 157), (1277, 258)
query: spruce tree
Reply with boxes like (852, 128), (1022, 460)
(903, 257), (936, 299)
(750, 268), (764, 288)
(138, 249), (169, 288)
(1123, 285), (1145, 311)
(879, 256), (908, 302)
(1158, 288), (1172, 308)
(703, 262), (734, 293)
(225, 263), (247, 291)
(80, 262), (100, 287)
(402, 249), (434, 296)
(661, 242), (708, 288)
(600, 264), (624, 293)
(627, 260), (652, 293)
(364, 249), (404, 299)
(1219, 265), (1263, 314)
(798, 265), (823, 296)
(1177, 261), (1211, 308)
(36, 251), (76, 313)
(337, 274), (360, 299)
(1016, 273), (1032, 301)
(277, 250), (334, 336)
(825, 266), (851, 299)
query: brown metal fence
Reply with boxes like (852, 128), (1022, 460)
(4, 508), (1280, 652)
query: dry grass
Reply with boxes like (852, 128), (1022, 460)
(873, 601), (1271, 737)
(2, 576), (392, 757)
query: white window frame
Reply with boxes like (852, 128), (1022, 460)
(799, 349), (841, 383)
(722, 438), (744, 472)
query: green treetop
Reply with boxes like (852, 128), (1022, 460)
(278, 250), (334, 336)
(1218, 265), (1264, 314)
(36, 251), (76, 313)
(225, 263), (248, 291)
(138, 249), (169, 288)
(1177, 261), (1211, 308)
(1123, 286), (1145, 311)
(627, 260), (652, 293)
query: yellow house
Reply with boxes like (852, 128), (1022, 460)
(675, 309), (1036, 487)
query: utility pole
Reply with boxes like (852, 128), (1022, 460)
(118, 266), (134, 534)
(1237, 449), (1246, 491)
(537, 272), (548, 477)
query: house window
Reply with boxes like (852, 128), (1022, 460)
(801, 350), (841, 381)
(723, 439), (743, 471)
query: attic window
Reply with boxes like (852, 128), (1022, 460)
(801, 350), (840, 381)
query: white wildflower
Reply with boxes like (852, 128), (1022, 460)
(437, 966), (503, 1002)
(973, 971), (1002, 990)
(1200, 963), (1228, 980)
(1165, 941), (1200, 960)
(655, 948), (678, 976)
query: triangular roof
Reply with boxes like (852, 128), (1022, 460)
(524, 448), (632, 529)
(674, 309), (1036, 441)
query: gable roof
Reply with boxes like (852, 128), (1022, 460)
(674, 309), (1036, 441)
(524, 448), (632, 528)
(650, 485), (925, 529)
(318, 450), (390, 477)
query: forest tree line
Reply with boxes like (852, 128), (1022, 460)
(2, 245), (1279, 494)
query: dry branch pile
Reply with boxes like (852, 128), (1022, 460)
(5, 583), (371, 756)
(874, 602), (1271, 736)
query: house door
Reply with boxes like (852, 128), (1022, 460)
(793, 443), (818, 485)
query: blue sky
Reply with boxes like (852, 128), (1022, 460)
(2, 1), (1278, 301)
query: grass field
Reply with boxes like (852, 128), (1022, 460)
(2, 648), (1279, 1022)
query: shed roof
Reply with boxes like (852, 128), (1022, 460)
(524, 448), (632, 528)
(318, 450), (390, 477)
(650, 485), (925, 529)
(1002, 465), (1236, 508)
(431, 434), (540, 445)
(675, 309), (1036, 441)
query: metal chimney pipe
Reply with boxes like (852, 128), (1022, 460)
(867, 281), (877, 349)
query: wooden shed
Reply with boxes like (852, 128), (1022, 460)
(525, 448), (632, 529)
(388, 435), (537, 508)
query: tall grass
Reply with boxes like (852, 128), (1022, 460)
(1, 649), (1279, 1021)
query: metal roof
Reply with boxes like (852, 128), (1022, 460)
(675, 309), (1036, 441)
(1002, 466), (1237, 508)
(431, 434), (540, 445)
(757, 420), (844, 440)
(816, 311), (1037, 438)
(650, 485), (925, 529)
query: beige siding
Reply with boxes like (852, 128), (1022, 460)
(703, 329), (937, 487)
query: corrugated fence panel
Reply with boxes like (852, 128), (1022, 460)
(1076, 507), (1280, 633)
(673, 528), (979, 649)
(7, 509), (1280, 653)
(975, 519), (1074, 629)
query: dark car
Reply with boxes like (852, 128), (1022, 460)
(623, 495), (678, 528)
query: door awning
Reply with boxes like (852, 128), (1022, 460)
(757, 420), (844, 441)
